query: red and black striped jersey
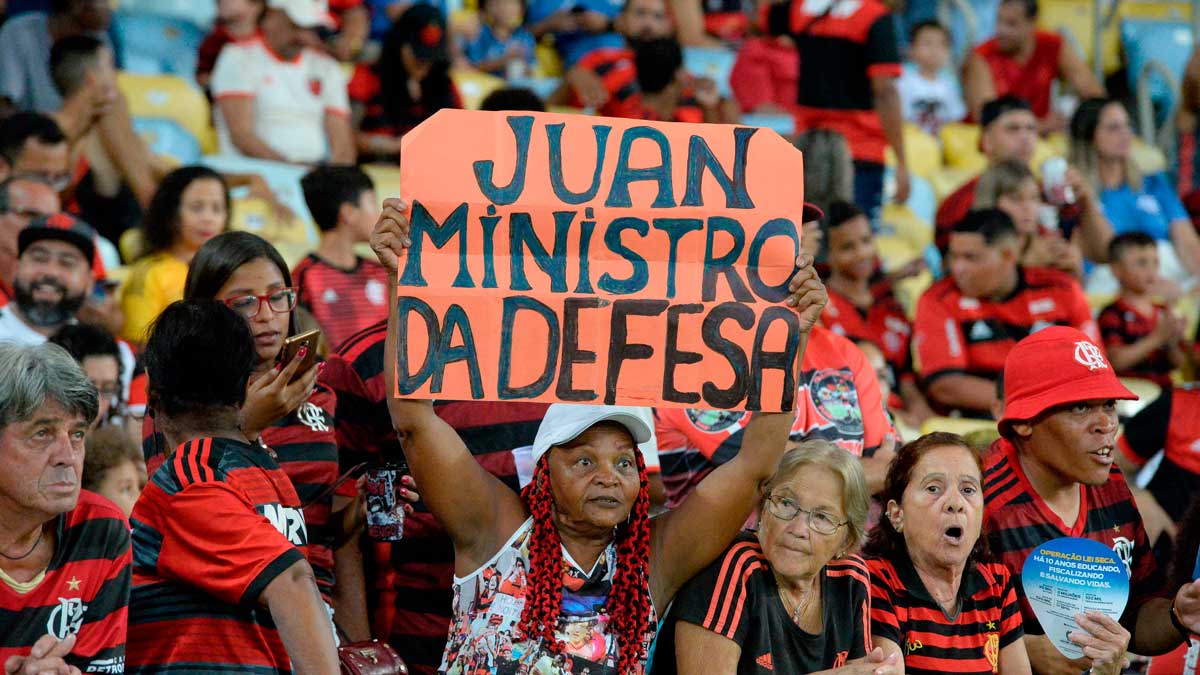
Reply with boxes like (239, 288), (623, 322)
(1119, 385), (1200, 522)
(322, 320), (548, 675)
(763, 0), (901, 163)
(292, 254), (392, 352)
(1098, 299), (1176, 386)
(654, 326), (894, 508)
(867, 553), (1022, 674)
(0, 490), (130, 674)
(127, 436), (310, 674)
(913, 267), (1098, 415)
(982, 438), (1161, 635)
(653, 534), (870, 675)
(142, 383), (348, 602)
(821, 278), (913, 380)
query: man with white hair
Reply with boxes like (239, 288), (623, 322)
(0, 342), (130, 675)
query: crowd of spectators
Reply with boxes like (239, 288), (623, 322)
(1, 0), (1199, 673)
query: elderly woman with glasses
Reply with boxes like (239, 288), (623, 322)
(864, 432), (1031, 675)
(654, 440), (898, 675)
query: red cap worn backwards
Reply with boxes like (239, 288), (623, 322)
(998, 326), (1136, 436)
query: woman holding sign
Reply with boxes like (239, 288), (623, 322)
(371, 198), (841, 675)
(864, 432), (1033, 675)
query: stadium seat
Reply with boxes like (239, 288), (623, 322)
(451, 68), (506, 110)
(535, 42), (563, 78)
(115, 0), (216, 29)
(1121, 18), (1193, 128)
(118, 73), (217, 154)
(119, 228), (144, 263)
(229, 197), (314, 269)
(1131, 138), (1167, 174)
(740, 113), (796, 137)
(885, 123), (941, 182)
(131, 117), (202, 166)
(1118, 377), (1161, 418)
(938, 0), (999, 62)
(683, 46), (736, 99)
(928, 165), (979, 203)
(200, 155), (316, 231)
(362, 164), (400, 202)
(112, 11), (205, 79)
(507, 76), (562, 102)
(893, 268), (934, 319)
(940, 123), (987, 173)
(882, 203), (934, 251)
(920, 416), (997, 437)
(1037, 0), (1116, 73)
(874, 234), (920, 274)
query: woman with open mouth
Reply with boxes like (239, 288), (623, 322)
(863, 432), (1033, 675)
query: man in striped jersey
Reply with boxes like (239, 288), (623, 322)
(984, 326), (1200, 674)
(0, 342), (130, 675)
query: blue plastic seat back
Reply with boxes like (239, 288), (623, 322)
(112, 11), (206, 79)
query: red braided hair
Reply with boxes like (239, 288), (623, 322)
(517, 450), (652, 674)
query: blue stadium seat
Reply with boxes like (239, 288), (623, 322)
(740, 113), (796, 137)
(938, 0), (999, 61)
(683, 46), (736, 99)
(112, 11), (206, 79)
(1121, 18), (1194, 127)
(506, 76), (562, 102)
(131, 117), (202, 166)
(115, 0), (215, 30)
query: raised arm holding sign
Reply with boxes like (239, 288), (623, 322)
(370, 110), (834, 675)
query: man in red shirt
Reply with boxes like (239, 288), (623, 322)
(0, 342), (130, 675)
(914, 208), (1096, 416)
(962, 0), (1103, 133)
(984, 326), (1200, 675)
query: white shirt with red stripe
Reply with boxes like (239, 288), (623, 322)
(211, 37), (350, 164)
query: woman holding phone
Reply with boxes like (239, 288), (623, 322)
(142, 231), (400, 641)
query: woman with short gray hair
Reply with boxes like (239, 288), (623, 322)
(655, 440), (898, 675)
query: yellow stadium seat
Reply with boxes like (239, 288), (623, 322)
(940, 123), (987, 173)
(118, 72), (217, 154)
(875, 235), (919, 274)
(920, 416), (997, 437)
(886, 123), (942, 181)
(1131, 138), (1167, 174)
(229, 197), (316, 268)
(362, 163), (400, 201)
(548, 105), (587, 115)
(535, 42), (563, 78)
(894, 269), (933, 319)
(1118, 377), (1162, 418)
(881, 203), (933, 251)
(450, 68), (506, 110)
(929, 165), (979, 203)
(1086, 291), (1115, 313)
(1038, 0), (1118, 74)
(119, 228), (145, 263)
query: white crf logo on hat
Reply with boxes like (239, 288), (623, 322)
(1074, 341), (1108, 371)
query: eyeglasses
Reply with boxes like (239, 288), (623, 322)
(764, 495), (847, 536)
(222, 287), (298, 318)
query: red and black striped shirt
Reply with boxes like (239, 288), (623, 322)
(867, 552), (1023, 674)
(1097, 299), (1176, 386)
(292, 254), (392, 352)
(653, 534), (870, 675)
(142, 384), (348, 602)
(982, 438), (1162, 635)
(0, 491), (130, 674)
(127, 436), (310, 674)
(322, 320), (548, 675)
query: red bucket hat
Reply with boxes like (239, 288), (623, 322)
(998, 326), (1136, 436)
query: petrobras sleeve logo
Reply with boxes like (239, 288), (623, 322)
(85, 656), (125, 674)
(259, 503), (309, 547)
(1073, 340), (1109, 371)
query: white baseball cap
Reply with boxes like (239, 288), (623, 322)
(268, 0), (336, 29)
(531, 404), (653, 465)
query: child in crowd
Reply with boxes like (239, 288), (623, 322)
(294, 165), (391, 351)
(83, 425), (146, 518)
(896, 20), (965, 135)
(1098, 232), (1188, 385)
(820, 201), (934, 427)
(461, 0), (537, 77)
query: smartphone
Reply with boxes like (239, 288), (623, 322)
(1041, 157), (1076, 206)
(278, 329), (321, 382)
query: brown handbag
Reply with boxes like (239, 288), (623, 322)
(338, 640), (408, 675)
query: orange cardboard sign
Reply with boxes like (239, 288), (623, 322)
(393, 109), (806, 411)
